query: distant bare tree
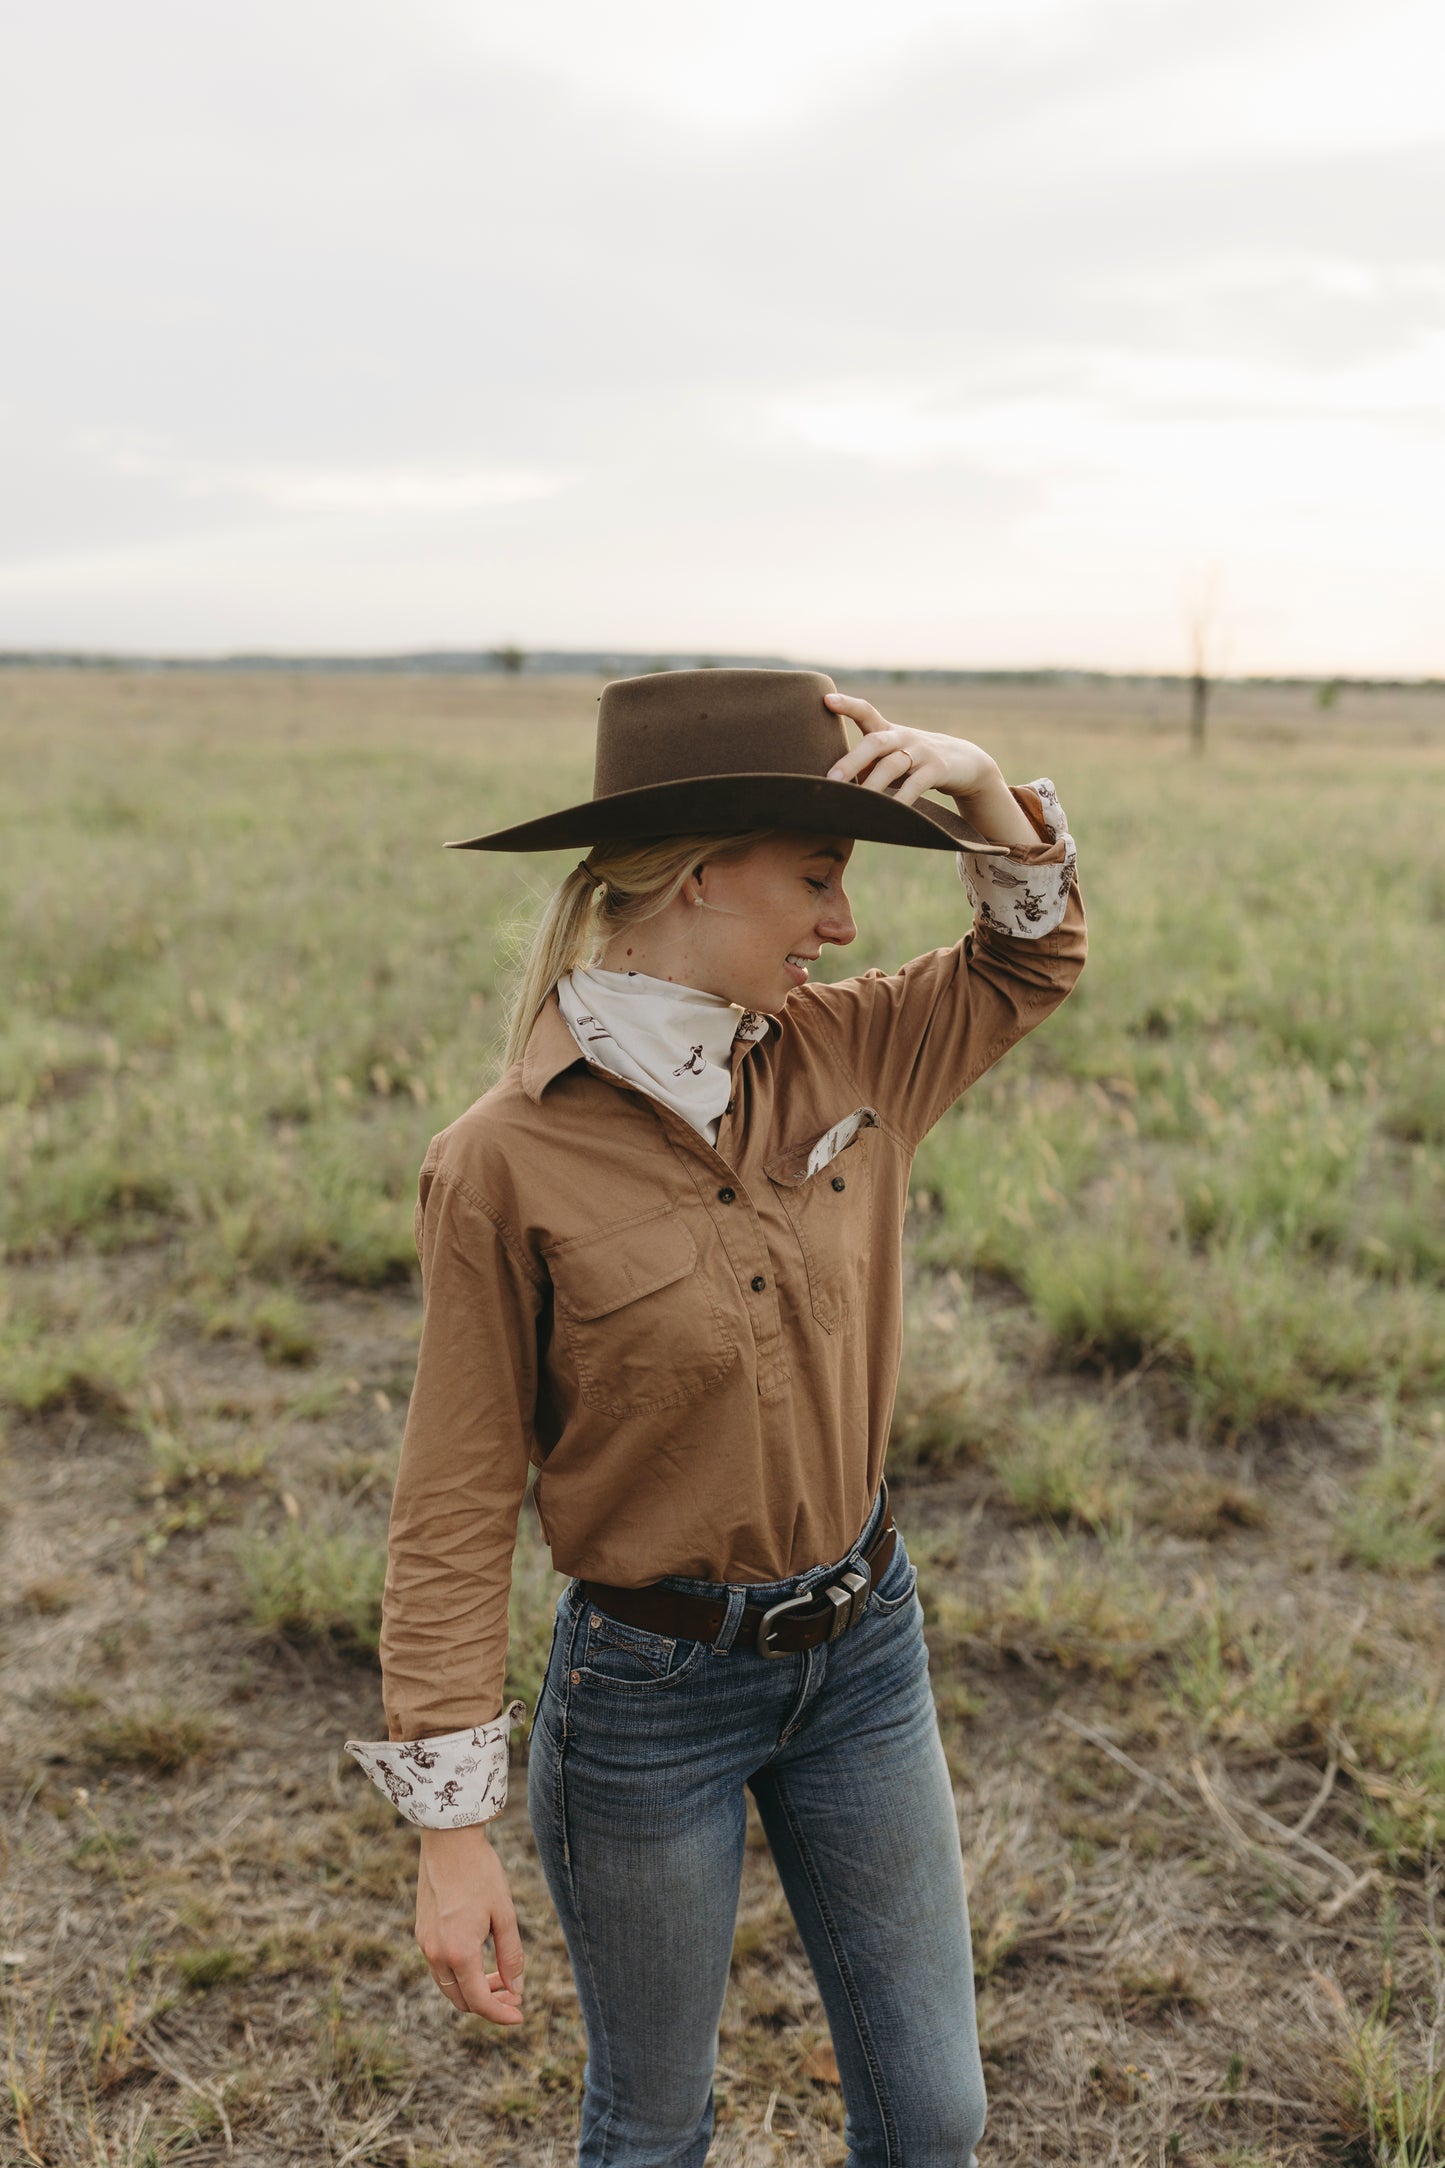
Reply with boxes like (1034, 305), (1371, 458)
(493, 644), (526, 674)
(1184, 569), (1225, 755)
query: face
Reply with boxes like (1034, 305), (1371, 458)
(601, 831), (858, 1012)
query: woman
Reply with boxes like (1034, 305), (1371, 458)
(347, 668), (1084, 2167)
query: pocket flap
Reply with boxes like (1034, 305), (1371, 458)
(763, 1106), (879, 1187)
(549, 1209), (699, 1322)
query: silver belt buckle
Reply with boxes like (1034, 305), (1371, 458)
(757, 1563), (872, 1658)
(756, 1589), (815, 1659)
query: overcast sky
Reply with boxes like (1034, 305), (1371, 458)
(3, 0), (1442, 672)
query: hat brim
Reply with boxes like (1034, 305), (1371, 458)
(444, 774), (1011, 857)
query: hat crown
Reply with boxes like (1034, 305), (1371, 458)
(594, 668), (845, 798)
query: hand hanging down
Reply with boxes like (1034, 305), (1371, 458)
(416, 1825), (525, 2026)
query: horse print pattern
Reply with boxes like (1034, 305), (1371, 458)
(345, 1700), (528, 1828)
(957, 776), (1076, 940)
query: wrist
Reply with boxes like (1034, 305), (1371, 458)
(947, 764), (1041, 853)
(946, 754), (1005, 803)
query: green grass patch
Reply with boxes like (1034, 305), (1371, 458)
(1019, 1210), (1181, 1373)
(962, 1533), (1181, 1679)
(1167, 1249), (1445, 1437)
(889, 1286), (1022, 1469)
(1168, 1597), (1445, 1861)
(1335, 1419), (1445, 1575)
(987, 1399), (1136, 1531)
(0, 1304), (155, 1421)
(175, 1944), (253, 1992)
(237, 1514), (388, 1654)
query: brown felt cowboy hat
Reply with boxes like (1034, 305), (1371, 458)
(445, 667), (1010, 857)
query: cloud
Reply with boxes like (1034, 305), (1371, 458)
(0, 0), (1441, 667)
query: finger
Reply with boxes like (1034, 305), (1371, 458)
(429, 1968), (470, 2013)
(827, 729), (912, 783)
(823, 692), (889, 732)
(857, 747), (920, 795)
(491, 1907), (526, 2003)
(452, 1952), (524, 2026)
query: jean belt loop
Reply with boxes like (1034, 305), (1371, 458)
(713, 1586), (748, 1656)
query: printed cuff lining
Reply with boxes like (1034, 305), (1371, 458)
(344, 1700), (528, 1829)
(955, 776), (1076, 941)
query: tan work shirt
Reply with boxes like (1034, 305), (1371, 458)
(380, 814), (1086, 1740)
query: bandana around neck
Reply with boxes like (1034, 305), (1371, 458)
(556, 966), (770, 1143)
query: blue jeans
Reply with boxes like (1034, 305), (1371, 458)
(527, 1492), (986, 2167)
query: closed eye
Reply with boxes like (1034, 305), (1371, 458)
(805, 878), (829, 894)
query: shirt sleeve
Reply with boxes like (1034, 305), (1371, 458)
(792, 778), (1086, 1149)
(369, 1157), (542, 1746)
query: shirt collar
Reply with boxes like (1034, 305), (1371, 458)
(521, 984), (779, 1104)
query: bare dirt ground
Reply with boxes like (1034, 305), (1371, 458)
(3, 1250), (1426, 2168)
(6, 668), (1443, 2165)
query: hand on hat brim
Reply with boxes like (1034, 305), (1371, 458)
(822, 692), (1002, 806)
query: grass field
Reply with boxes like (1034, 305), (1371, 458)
(2, 666), (1444, 2167)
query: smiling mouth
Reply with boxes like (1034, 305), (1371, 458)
(785, 952), (818, 977)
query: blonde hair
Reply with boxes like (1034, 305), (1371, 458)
(500, 830), (777, 1071)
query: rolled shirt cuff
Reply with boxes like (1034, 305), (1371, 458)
(345, 1700), (528, 1827)
(956, 776), (1077, 939)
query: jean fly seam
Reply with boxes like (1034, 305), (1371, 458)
(773, 1645), (821, 1750)
(770, 1776), (900, 2167)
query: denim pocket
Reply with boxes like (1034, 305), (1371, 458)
(577, 1605), (708, 1691)
(867, 1533), (919, 1616)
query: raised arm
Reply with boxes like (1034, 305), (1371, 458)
(793, 695), (1085, 1144)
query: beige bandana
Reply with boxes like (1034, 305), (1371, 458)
(556, 966), (770, 1143)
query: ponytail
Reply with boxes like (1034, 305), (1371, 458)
(500, 863), (606, 1072)
(499, 829), (775, 1072)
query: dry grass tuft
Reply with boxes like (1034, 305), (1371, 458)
(961, 1532), (1183, 1678)
(80, 1704), (225, 1774)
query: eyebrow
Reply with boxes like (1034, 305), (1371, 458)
(803, 846), (849, 863)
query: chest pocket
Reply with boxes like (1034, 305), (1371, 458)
(764, 1109), (878, 1334)
(547, 1205), (737, 1418)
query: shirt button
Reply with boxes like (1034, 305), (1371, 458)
(751, 1274), (767, 1292)
(717, 1187), (736, 1204)
(832, 1176), (846, 1192)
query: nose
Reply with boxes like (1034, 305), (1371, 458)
(818, 885), (856, 948)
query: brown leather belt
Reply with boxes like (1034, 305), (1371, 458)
(578, 1483), (896, 1659)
